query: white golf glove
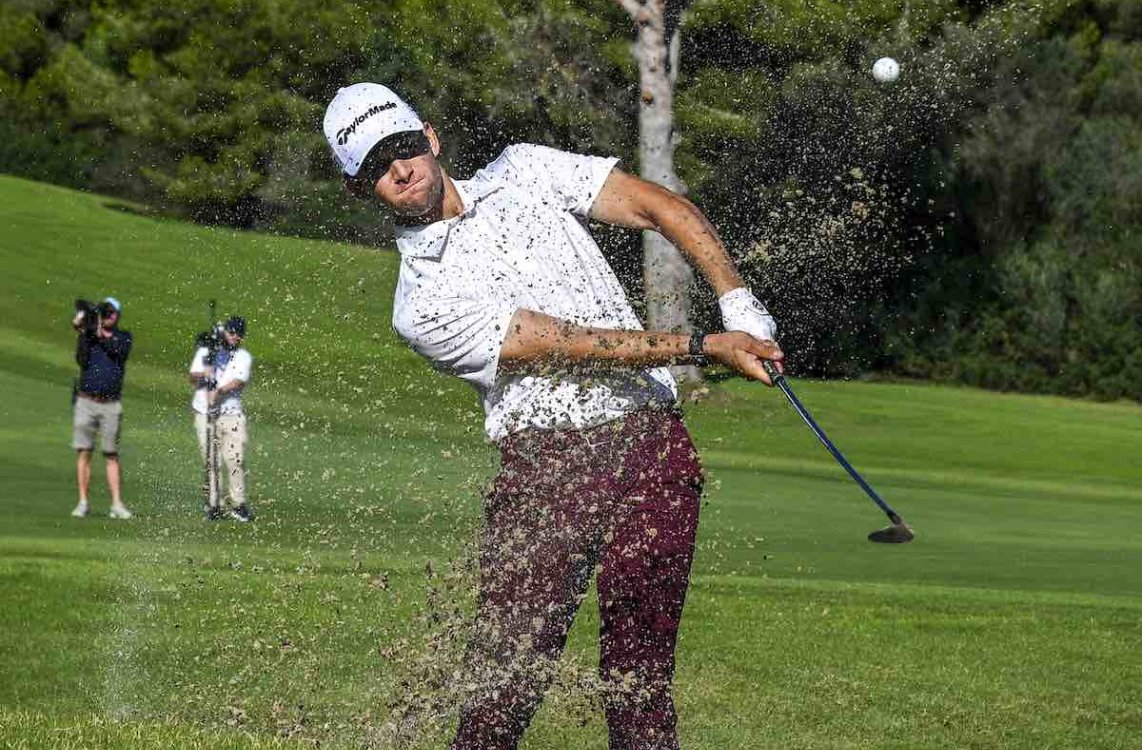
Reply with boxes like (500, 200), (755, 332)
(719, 287), (778, 343)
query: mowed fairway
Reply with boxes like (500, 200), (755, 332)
(1, 174), (1140, 749)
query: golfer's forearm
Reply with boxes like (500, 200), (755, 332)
(592, 170), (745, 296)
(649, 195), (743, 297)
(499, 309), (690, 369)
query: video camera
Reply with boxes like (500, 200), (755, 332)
(195, 302), (244, 369)
(73, 299), (113, 335)
(195, 323), (227, 365)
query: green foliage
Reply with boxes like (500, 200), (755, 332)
(892, 4), (1142, 400)
(2, 0), (377, 227)
(358, 0), (634, 175)
(0, 6), (47, 79)
(0, 0), (633, 239)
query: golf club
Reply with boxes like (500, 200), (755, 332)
(762, 360), (914, 544)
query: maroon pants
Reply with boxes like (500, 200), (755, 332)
(451, 409), (703, 750)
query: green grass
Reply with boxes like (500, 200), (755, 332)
(1, 174), (1140, 749)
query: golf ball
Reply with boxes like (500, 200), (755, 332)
(872, 57), (900, 83)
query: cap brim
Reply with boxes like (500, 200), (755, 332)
(343, 135), (384, 177)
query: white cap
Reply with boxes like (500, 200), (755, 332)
(323, 83), (424, 177)
(104, 297), (122, 313)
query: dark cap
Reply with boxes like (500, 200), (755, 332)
(224, 316), (246, 337)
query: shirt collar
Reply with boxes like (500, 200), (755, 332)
(394, 178), (503, 259)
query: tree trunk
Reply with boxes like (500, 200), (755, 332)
(621, 0), (700, 382)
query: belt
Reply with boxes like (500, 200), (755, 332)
(77, 392), (119, 404)
(501, 404), (681, 454)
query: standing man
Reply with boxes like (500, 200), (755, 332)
(189, 316), (254, 522)
(324, 83), (782, 749)
(70, 297), (134, 520)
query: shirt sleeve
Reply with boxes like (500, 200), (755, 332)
(393, 292), (517, 393)
(493, 144), (618, 216)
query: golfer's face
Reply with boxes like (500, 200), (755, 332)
(372, 129), (443, 218)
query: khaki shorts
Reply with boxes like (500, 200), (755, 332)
(73, 396), (123, 454)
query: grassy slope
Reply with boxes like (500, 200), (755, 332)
(0, 175), (1139, 749)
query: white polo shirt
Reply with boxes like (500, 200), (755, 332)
(189, 346), (253, 416)
(393, 143), (677, 442)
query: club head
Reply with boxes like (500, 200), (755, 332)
(867, 521), (914, 544)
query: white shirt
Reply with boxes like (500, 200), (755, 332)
(393, 144), (676, 442)
(189, 346), (253, 416)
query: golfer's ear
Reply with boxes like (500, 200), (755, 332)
(424, 123), (441, 157)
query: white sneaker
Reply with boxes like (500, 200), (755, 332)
(109, 505), (134, 520)
(71, 502), (89, 518)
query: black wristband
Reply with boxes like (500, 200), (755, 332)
(687, 331), (707, 366)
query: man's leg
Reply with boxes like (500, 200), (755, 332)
(73, 450), (92, 516)
(106, 454), (125, 507)
(219, 415), (251, 520)
(219, 415), (248, 507)
(71, 398), (98, 516)
(452, 432), (622, 750)
(598, 413), (702, 750)
(102, 402), (131, 518)
(194, 412), (208, 461)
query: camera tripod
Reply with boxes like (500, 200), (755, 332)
(203, 300), (223, 519)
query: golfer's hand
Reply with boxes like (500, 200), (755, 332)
(704, 331), (783, 387)
(718, 288), (781, 374)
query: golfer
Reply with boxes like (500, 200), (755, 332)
(324, 83), (783, 750)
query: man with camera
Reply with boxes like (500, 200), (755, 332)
(189, 316), (254, 522)
(70, 297), (134, 520)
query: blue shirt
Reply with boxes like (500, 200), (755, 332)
(77, 329), (133, 400)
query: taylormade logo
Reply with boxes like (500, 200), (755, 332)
(336, 101), (397, 145)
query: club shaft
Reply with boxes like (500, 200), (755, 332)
(772, 375), (900, 522)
